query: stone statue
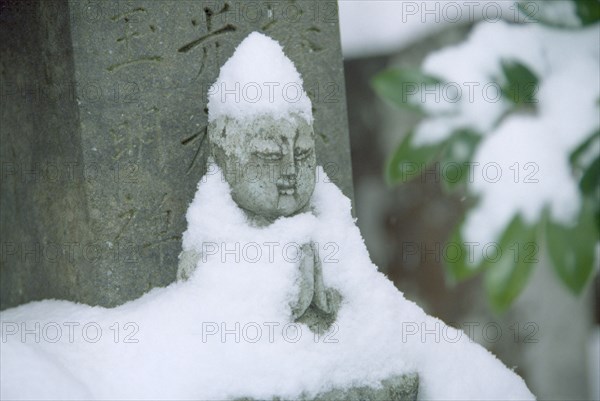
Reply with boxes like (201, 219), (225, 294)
(177, 113), (341, 332)
(177, 34), (341, 332)
(176, 32), (342, 333)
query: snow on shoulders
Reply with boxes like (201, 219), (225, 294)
(207, 31), (313, 124)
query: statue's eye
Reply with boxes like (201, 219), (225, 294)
(294, 148), (312, 160)
(254, 151), (283, 161)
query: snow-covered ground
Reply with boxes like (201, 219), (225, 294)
(1, 165), (533, 400)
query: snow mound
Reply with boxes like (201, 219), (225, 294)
(207, 32), (313, 124)
(0, 166), (533, 400)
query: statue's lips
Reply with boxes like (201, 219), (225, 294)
(277, 184), (296, 195)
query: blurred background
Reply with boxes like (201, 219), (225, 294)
(337, 1), (599, 400)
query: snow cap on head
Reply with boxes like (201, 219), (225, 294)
(207, 32), (313, 124)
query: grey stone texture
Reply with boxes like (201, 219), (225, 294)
(0, 0), (353, 309)
(210, 114), (318, 222)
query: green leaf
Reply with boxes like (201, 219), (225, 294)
(386, 130), (444, 185)
(440, 129), (482, 191)
(372, 68), (442, 113)
(444, 226), (484, 282)
(516, 1), (547, 25)
(569, 130), (600, 232)
(574, 0), (600, 25)
(595, 202), (600, 234)
(484, 214), (539, 312)
(546, 200), (599, 294)
(500, 60), (539, 106)
(569, 129), (599, 169)
(517, 1), (598, 27)
(569, 131), (600, 222)
(580, 155), (600, 195)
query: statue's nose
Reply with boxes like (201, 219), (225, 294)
(281, 150), (296, 178)
(281, 168), (297, 185)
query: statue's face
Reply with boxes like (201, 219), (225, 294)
(211, 114), (317, 220)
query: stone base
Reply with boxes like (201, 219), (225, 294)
(236, 373), (419, 401)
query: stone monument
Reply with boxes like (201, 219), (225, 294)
(0, 0), (353, 310)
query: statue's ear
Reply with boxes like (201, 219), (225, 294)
(213, 117), (227, 138)
(207, 117), (226, 153)
(295, 127), (313, 143)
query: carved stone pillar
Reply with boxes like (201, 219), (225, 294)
(0, 0), (353, 309)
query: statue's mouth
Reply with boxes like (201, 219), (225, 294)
(277, 177), (296, 196)
(277, 184), (296, 195)
(277, 182), (296, 195)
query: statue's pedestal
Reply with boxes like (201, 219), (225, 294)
(236, 373), (419, 401)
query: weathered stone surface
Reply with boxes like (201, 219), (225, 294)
(235, 373), (419, 401)
(0, 0), (353, 309)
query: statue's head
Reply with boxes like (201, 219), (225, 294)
(209, 113), (316, 220)
(206, 32), (316, 221)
